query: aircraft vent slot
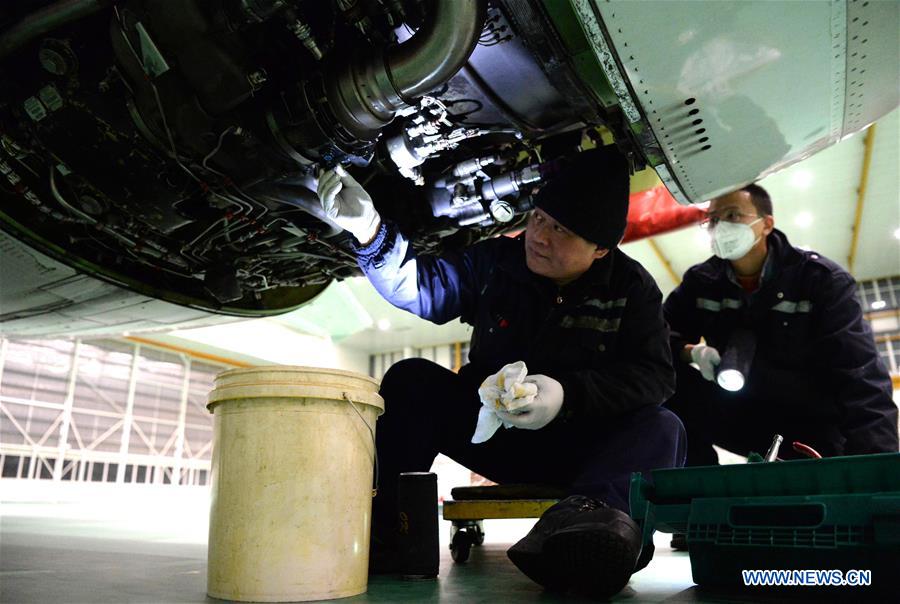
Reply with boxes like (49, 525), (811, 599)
(845, 2), (870, 131)
(649, 96), (717, 195)
(842, 0), (894, 135)
(657, 99), (713, 157)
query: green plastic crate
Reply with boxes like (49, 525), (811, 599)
(630, 453), (900, 589)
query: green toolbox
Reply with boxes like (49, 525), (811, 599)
(629, 452), (900, 589)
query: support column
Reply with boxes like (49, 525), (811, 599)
(53, 339), (81, 481)
(0, 337), (8, 390)
(848, 124), (876, 274)
(171, 356), (191, 486)
(116, 343), (141, 484)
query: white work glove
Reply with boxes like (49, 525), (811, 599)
(472, 361), (538, 444)
(316, 165), (381, 244)
(494, 374), (564, 431)
(690, 344), (721, 381)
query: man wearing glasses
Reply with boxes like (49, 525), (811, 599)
(664, 184), (898, 470)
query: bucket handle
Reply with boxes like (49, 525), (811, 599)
(342, 392), (379, 497)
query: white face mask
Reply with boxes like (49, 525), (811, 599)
(711, 218), (762, 260)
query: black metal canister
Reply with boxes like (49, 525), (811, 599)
(397, 471), (439, 579)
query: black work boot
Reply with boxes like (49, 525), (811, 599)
(507, 495), (641, 597)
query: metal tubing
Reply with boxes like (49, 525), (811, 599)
(387, 0), (487, 100)
(254, 183), (343, 238)
(327, 0), (487, 139)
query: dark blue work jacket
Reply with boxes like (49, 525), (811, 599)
(356, 222), (675, 421)
(664, 229), (898, 454)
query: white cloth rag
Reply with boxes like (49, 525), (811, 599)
(471, 361), (538, 443)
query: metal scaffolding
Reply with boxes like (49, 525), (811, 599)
(0, 337), (227, 486)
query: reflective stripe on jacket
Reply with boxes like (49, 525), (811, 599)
(356, 221), (675, 420)
(664, 229), (898, 454)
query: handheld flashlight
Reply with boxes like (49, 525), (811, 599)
(716, 328), (756, 391)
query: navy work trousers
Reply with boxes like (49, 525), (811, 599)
(371, 358), (686, 534)
(664, 360), (847, 466)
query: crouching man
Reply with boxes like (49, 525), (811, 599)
(317, 147), (686, 597)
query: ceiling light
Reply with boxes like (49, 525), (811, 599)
(894, 227), (900, 241)
(376, 318), (391, 331)
(789, 169), (813, 190)
(871, 300), (887, 311)
(793, 211), (813, 229)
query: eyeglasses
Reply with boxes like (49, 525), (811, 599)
(699, 209), (761, 230)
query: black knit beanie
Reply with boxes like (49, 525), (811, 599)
(534, 146), (630, 248)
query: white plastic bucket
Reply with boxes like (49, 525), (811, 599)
(206, 366), (383, 602)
